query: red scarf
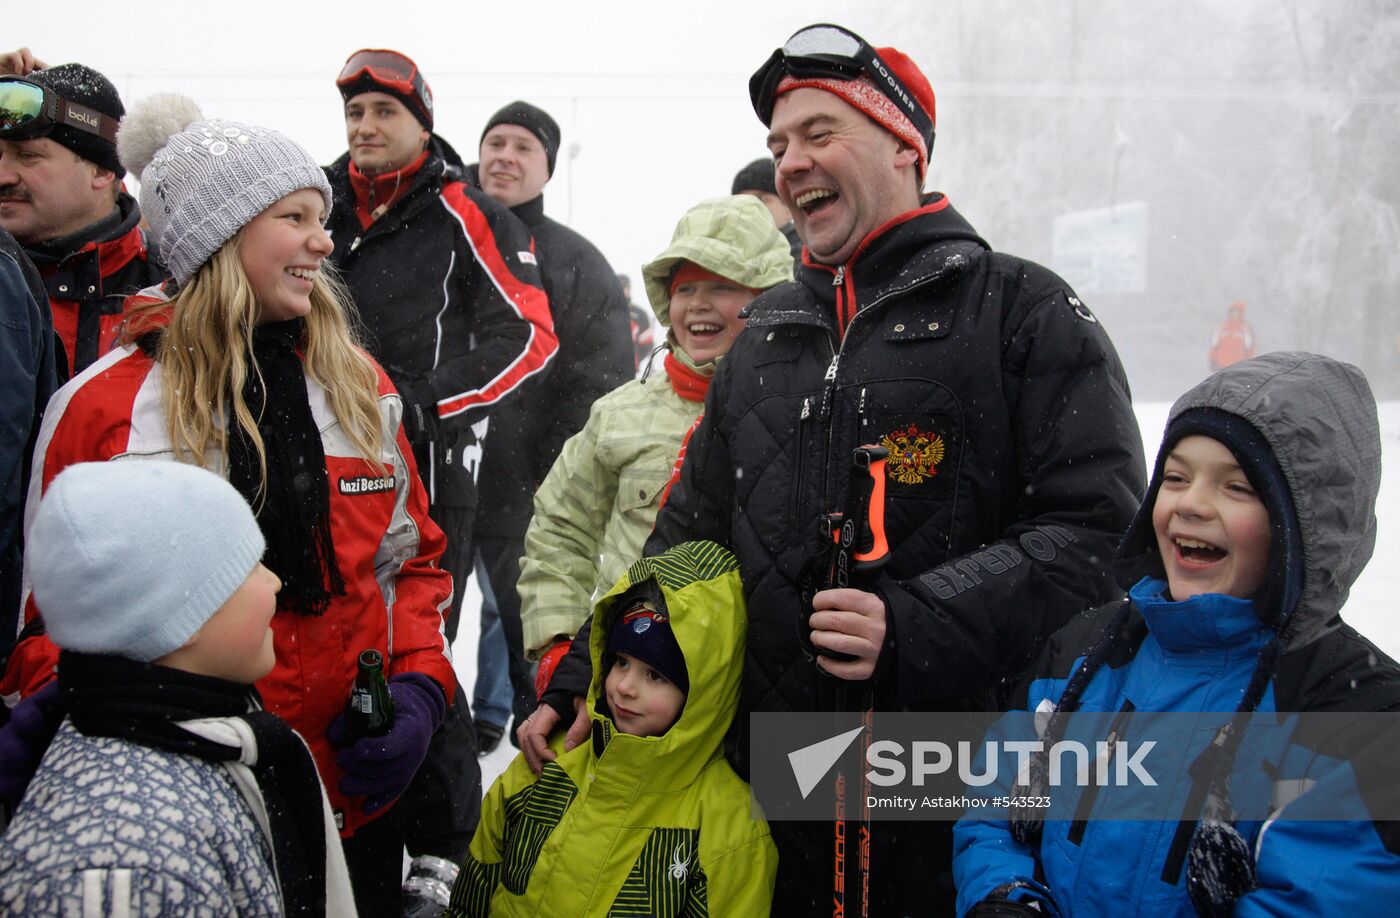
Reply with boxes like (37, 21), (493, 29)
(349, 150), (429, 229)
(664, 351), (711, 403)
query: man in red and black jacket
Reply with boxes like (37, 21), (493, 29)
(0, 54), (166, 378)
(325, 48), (558, 915)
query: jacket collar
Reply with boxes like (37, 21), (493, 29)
(28, 193), (149, 303)
(328, 138), (456, 228)
(510, 191), (546, 228)
(348, 149), (429, 223)
(1130, 576), (1272, 656)
(743, 194), (986, 332)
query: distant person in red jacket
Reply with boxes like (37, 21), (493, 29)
(620, 272), (657, 375)
(1210, 300), (1256, 370)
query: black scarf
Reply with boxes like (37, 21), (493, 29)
(60, 652), (329, 916)
(226, 319), (346, 616)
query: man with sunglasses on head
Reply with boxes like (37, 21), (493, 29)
(324, 47), (558, 917)
(0, 50), (166, 378)
(528, 24), (1145, 915)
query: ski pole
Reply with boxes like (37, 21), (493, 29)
(822, 444), (889, 918)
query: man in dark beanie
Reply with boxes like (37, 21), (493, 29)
(732, 156), (801, 259)
(528, 23), (1146, 915)
(468, 99), (630, 756)
(324, 47), (559, 917)
(0, 49), (166, 377)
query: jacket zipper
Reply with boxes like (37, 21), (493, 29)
(1067, 698), (1136, 844)
(818, 265), (854, 509)
(793, 395), (812, 519)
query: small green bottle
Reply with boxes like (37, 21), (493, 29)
(345, 649), (396, 741)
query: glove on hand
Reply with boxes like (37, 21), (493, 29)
(331, 672), (445, 815)
(387, 371), (438, 448)
(0, 680), (63, 813)
(969, 894), (1051, 917)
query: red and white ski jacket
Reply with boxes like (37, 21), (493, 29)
(2, 337), (455, 836)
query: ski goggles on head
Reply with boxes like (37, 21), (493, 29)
(0, 76), (119, 144)
(748, 23), (934, 149)
(336, 49), (431, 111)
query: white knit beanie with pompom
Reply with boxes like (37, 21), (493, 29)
(116, 93), (333, 287)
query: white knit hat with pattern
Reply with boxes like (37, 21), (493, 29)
(117, 93), (333, 287)
(27, 461), (267, 663)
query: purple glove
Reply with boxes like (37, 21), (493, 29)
(0, 680), (63, 814)
(331, 673), (445, 814)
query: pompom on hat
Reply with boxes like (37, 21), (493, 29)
(27, 462), (267, 663)
(117, 93), (333, 287)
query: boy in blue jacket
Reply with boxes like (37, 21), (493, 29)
(954, 352), (1400, 916)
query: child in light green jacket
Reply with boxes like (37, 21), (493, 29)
(516, 195), (792, 679)
(445, 541), (777, 916)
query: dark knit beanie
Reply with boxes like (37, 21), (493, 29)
(732, 157), (777, 196)
(28, 64), (125, 177)
(607, 588), (689, 693)
(481, 101), (561, 175)
(1155, 408), (1303, 627)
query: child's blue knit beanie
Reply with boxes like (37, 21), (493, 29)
(607, 589), (689, 693)
(27, 462), (267, 662)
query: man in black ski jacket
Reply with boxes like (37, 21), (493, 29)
(326, 48), (557, 916)
(466, 101), (632, 752)
(523, 25), (1146, 915)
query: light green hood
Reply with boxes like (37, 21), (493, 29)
(641, 194), (794, 327)
(587, 540), (747, 791)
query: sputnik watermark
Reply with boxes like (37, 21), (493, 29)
(751, 711), (1400, 822)
(787, 732), (1156, 798)
(865, 738), (1157, 788)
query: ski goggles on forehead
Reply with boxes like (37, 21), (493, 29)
(749, 24), (934, 144)
(336, 49), (429, 103)
(0, 76), (119, 144)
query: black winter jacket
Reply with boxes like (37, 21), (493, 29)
(468, 177), (633, 541)
(325, 142), (557, 510)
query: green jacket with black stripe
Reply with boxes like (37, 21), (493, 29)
(445, 541), (777, 917)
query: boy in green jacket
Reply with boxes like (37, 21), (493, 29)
(445, 541), (776, 916)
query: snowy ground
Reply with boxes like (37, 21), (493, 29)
(457, 401), (1400, 791)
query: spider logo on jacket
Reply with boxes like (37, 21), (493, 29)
(669, 844), (694, 882)
(880, 423), (946, 485)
